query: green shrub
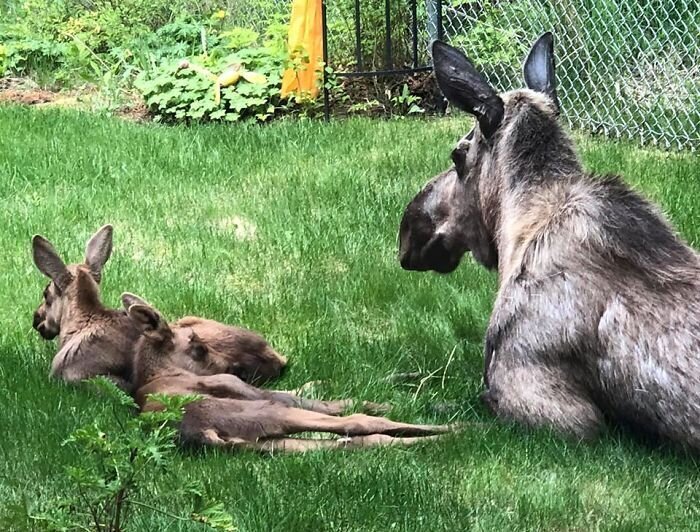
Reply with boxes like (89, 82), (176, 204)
(0, 1), (224, 85)
(135, 36), (291, 122)
(0, 22), (69, 80)
(22, 378), (236, 532)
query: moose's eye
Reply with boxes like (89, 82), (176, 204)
(43, 285), (53, 303)
(456, 128), (474, 148)
(454, 128), (474, 153)
(451, 148), (469, 178)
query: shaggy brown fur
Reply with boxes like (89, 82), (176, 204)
(126, 296), (454, 453)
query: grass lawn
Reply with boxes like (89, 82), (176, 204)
(0, 105), (698, 531)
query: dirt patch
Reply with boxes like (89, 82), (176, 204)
(0, 88), (58, 105)
(327, 70), (446, 117)
(0, 77), (59, 105)
(0, 76), (150, 121)
(1, 72), (446, 121)
(114, 100), (150, 122)
(0, 75), (84, 110)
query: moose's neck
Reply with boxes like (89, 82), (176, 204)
(474, 171), (502, 270)
(57, 294), (111, 348)
(490, 112), (583, 280)
(133, 338), (181, 389)
(502, 118), (581, 185)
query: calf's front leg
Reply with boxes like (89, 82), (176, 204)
(195, 374), (388, 415)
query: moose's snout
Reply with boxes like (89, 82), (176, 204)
(398, 202), (433, 271)
(399, 248), (415, 270)
(400, 247), (435, 272)
(421, 233), (461, 274)
(399, 221), (461, 273)
(399, 231), (428, 271)
(33, 310), (58, 339)
(32, 310), (43, 330)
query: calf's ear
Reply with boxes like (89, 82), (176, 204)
(85, 224), (114, 282)
(32, 235), (71, 292)
(126, 301), (162, 332)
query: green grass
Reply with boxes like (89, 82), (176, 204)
(0, 106), (699, 531)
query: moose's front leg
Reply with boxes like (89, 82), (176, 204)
(482, 279), (605, 441)
(483, 360), (604, 441)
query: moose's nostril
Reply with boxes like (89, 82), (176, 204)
(32, 312), (43, 329)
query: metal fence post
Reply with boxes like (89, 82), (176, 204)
(322, 0), (330, 121)
(427, 0), (439, 43)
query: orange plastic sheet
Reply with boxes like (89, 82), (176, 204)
(280, 0), (323, 99)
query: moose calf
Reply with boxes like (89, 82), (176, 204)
(125, 295), (453, 452)
(399, 33), (700, 450)
(32, 225), (286, 391)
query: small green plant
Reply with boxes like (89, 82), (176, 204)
(347, 99), (384, 114)
(390, 84), (424, 116)
(28, 377), (236, 532)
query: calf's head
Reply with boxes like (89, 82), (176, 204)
(123, 294), (286, 384)
(399, 33), (564, 273)
(123, 294), (247, 383)
(32, 225), (113, 339)
(122, 295), (208, 384)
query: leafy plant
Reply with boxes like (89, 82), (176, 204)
(447, 0), (526, 70)
(135, 36), (294, 122)
(347, 99), (384, 114)
(0, 22), (69, 81)
(390, 83), (424, 116)
(27, 377), (235, 532)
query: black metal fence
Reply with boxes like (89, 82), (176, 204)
(312, 0), (698, 149)
(320, 0), (439, 119)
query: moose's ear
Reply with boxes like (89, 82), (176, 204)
(121, 292), (149, 311)
(126, 303), (162, 332)
(188, 332), (208, 361)
(85, 224), (113, 282)
(431, 40), (504, 138)
(32, 235), (71, 291)
(523, 32), (559, 113)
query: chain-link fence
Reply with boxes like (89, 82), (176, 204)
(437, 0), (700, 150)
(249, 0), (698, 150)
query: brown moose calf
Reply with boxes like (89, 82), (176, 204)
(32, 225), (286, 391)
(125, 296), (453, 453)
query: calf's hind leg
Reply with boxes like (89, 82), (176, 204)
(276, 409), (453, 438)
(200, 433), (444, 453)
(183, 399), (453, 445)
(484, 361), (604, 441)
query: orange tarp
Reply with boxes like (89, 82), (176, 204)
(280, 0), (323, 99)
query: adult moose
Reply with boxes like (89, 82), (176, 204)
(399, 33), (700, 449)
